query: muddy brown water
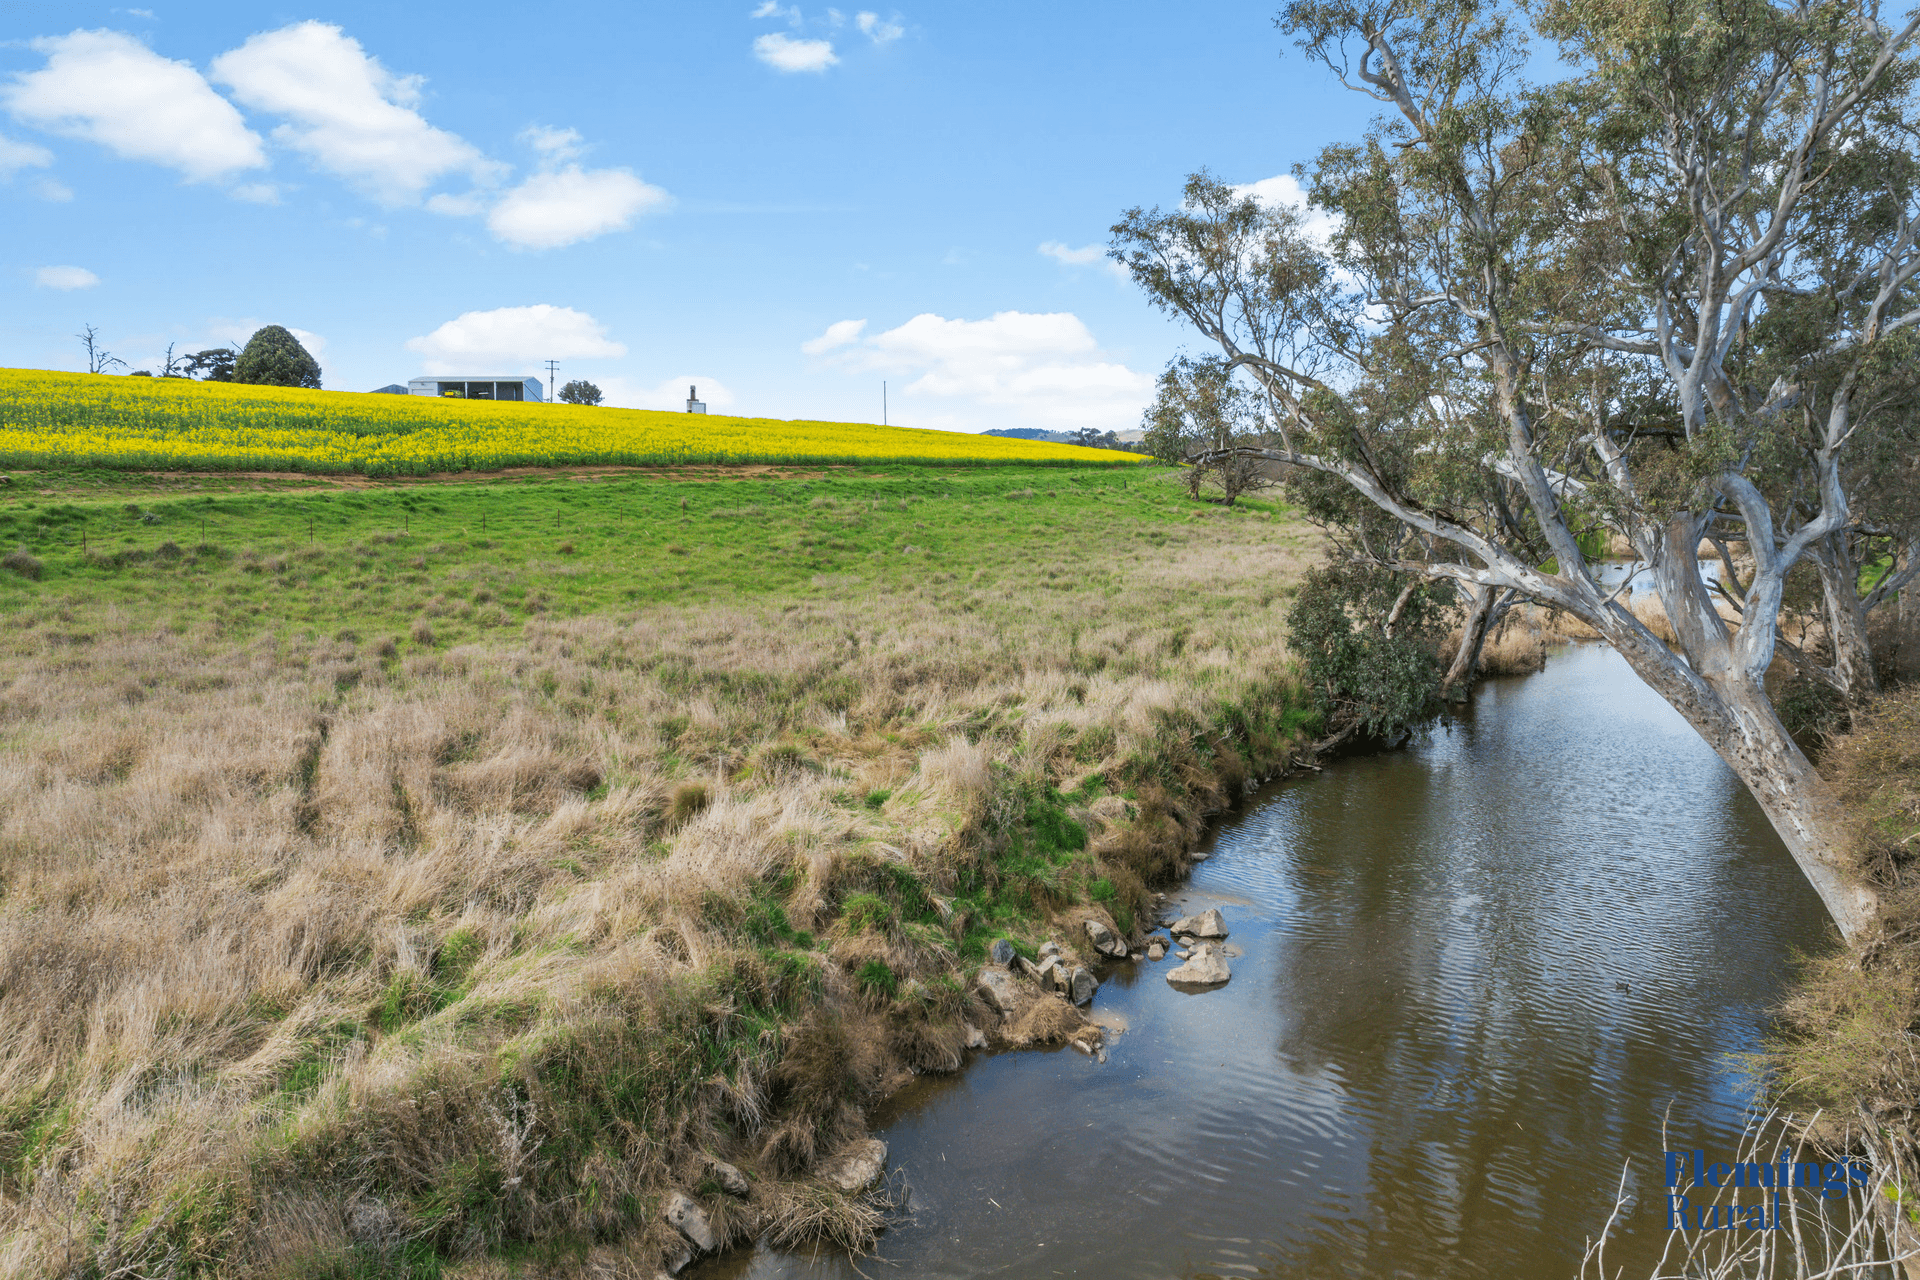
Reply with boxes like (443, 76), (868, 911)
(701, 643), (1834, 1279)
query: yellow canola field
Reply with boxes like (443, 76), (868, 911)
(0, 368), (1139, 475)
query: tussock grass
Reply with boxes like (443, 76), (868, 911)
(0, 467), (1316, 1277)
(1758, 684), (1920, 1212)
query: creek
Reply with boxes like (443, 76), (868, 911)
(702, 642), (1834, 1278)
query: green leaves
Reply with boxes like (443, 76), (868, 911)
(233, 325), (322, 390)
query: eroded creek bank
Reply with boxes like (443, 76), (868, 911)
(697, 643), (1836, 1279)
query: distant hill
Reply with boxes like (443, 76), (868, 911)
(984, 427), (1074, 442)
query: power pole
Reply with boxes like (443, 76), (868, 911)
(545, 359), (558, 402)
(883, 381), (887, 426)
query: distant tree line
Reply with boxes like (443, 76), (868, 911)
(82, 324), (321, 389)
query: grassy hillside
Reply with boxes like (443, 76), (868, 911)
(6, 464), (1224, 647)
(0, 369), (1136, 474)
(0, 463), (1320, 1278)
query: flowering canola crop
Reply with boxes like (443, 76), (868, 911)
(0, 369), (1138, 475)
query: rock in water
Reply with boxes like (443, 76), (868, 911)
(662, 1191), (719, 1251)
(1166, 943), (1231, 988)
(819, 1139), (888, 1192)
(964, 1023), (988, 1049)
(1168, 908), (1229, 938)
(1084, 918), (1127, 958)
(989, 937), (1015, 966)
(1147, 941), (1166, 960)
(1070, 966), (1097, 1005)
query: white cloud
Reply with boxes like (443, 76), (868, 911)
(4, 30), (265, 182)
(856, 12), (904, 43)
(599, 375), (738, 412)
(1038, 241), (1102, 266)
(424, 191), (485, 217)
(230, 181), (279, 204)
(751, 2), (801, 20)
(406, 305), (625, 373)
(815, 310), (1153, 432)
(801, 318), (866, 355)
(755, 32), (838, 72)
(1040, 239), (1128, 280)
(486, 166), (668, 250)
(521, 125), (584, 163)
(0, 132), (53, 177)
(210, 22), (500, 205)
(1230, 173), (1340, 244)
(33, 177), (72, 201)
(35, 265), (99, 289)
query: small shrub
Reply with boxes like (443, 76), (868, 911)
(855, 959), (898, 999)
(409, 618), (436, 646)
(862, 788), (891, 810)
(841, 892), (893, 933)
(667, 780), (710, 828)
(1, 547), (42, 581)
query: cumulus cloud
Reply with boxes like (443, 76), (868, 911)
(755, 33), (838, 72)
(487, 166), (668, 250)
(1231, 173), (1340, 244)
(751, 2), (801, 21)
(0, 132), (53, 177)
(406, 305), (625, 373)
(856, 12), (904, 43)
(210, 22), (499, 205)
(4, 30), (265, 182)
(801, 318), (867, 355)
(812, 310), (1153, 432)
(35, 265), (99, 289)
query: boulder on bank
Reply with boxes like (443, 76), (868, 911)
(1166, 942), (1231, 988)
(706, 1158), (750, 1198)
(976, 967), (1021, 1015)
(989, 937), (1015, 966)
(1084, 918), (1128, 958)
(662, 1190), (719, 1251)
(819, 1138), (889, 1192)
(1168, 908), (1228, 938)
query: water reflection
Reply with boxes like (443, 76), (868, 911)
(699, 644), (1834, 1279)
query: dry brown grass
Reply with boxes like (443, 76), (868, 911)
(0, 510), (1316, 1278)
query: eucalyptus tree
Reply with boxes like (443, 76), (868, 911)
(1111, 0), (1920, 942)
(1142, 354), (1281, 503)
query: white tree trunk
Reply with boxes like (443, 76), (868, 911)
(1588, 531), (1884, 943)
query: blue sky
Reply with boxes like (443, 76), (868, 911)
(2, 1), (1376, 433)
